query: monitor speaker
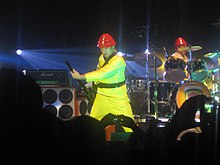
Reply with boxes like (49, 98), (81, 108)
(41, 87), (76, 121)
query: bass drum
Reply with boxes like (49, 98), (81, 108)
(169, 81), (211, 110)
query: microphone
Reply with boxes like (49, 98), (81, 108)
(163, 47), (169, 59)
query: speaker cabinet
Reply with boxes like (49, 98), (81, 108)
(41, 87), (76, 121)
(75, 97), (91, 116)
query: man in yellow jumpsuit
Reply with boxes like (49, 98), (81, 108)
(70, 33), (134, 132)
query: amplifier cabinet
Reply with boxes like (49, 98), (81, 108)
(24, 69), (69, 86)
(41, 87), (76, 121)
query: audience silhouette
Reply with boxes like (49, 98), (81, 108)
(148, 95), (220, 165)
(57, 115), (107, 165)
(0, 68), (60, 163)
(1, 67), (219, 165)
(100, 95), (220, 165)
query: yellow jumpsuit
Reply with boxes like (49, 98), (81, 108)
(84, 53), (134, 132)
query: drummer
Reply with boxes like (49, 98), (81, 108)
(170, 37), (190, 80)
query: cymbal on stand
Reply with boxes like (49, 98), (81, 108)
(133, 52), (162, 68)
(179, 46), (202, 52)
(204, 51), (220, 58)
(208, 67), (220, 73)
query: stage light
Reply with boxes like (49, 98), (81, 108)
(118, 52), (123, 56)
(16, 49), (22, 55)
(145, 49), (150, 54)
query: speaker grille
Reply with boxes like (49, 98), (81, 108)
(41, 87), (75, 121)
(75, 97), (90, 116)
(59, 89), (73, 103)
(79, 100), (89, 115)
(43, 89), (57, 104)
(44, 104), (57, 116)
(59, 105), (74, 119)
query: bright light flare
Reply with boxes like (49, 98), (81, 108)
(16, 49), (22, 55)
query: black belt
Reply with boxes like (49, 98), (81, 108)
(96, 80), (126, 88)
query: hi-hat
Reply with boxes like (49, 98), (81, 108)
(133, 52), (162, 68)
(179, 46), (202, 52)
(204, 51), (220, 58)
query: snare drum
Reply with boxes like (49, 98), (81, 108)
(169, 81), (211, 109)
(187, 59), (208, 82)
(164, 57), (187, 83)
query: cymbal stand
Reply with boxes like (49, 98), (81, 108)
(152, 53), (159, 119)
(210, 67), (218, 97)
(188, 50), (193, 81)
(146, 53), (151, 115)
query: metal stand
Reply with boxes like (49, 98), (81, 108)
(145, 52), (159, 119)
(146, 53), (151, 115)
(210, 70), (218, 97)
(153, 54), (159, 119)
(188, 50), (193, 81)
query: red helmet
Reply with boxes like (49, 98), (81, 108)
(97, 33), (116, 48)
(175, 37), (188, 47)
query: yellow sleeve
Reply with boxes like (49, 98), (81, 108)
(85, 55), (126, 82)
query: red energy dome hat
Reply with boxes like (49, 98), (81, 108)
(97, 33), (116, 48)
(175, 37), (188, 47)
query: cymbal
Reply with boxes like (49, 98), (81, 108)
(179, 46), (202, 52)
(208, 67), (220, 73)
(133, 52), (162, 68)
(204, 51), (220, 58)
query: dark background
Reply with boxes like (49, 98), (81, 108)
(0, 0), (219, 77)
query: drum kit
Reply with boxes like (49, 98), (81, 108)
(126, 46), (220, 119)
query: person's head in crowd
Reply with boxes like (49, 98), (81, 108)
(58, 115), (107, 164)
(0, 68), (60, 161)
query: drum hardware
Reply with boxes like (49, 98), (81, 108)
(163, 45), (203, 83)
(126, 76), (148, 116)
(131, 51), (161, 118)
(187, 59), (208, 82)
(126, 76), (148, 93)
(185, 45), (203, 81)
(126, 52), (162, 117)
(179, 45), (202, 52)
(207, 68), (219, 97)
(204, 51), (220, 58)
(164, 57), (187, 83)
(163, 46), (170, 59)
(168, 81), (211, 109)
(150, 81), (175, 104)
(208, 67), (220, 73)
(131, 51), (163, 118)
(151, 53), (159, 119)
(133, 52), (163, 68)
